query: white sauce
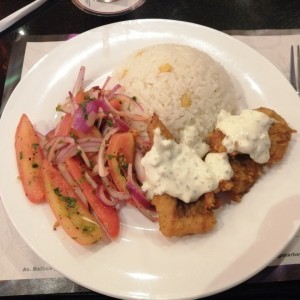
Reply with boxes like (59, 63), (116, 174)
(141, 127), (233, 203)
(179, 125), (209, 158)
(216, 109), (274, 164)
(205, 152), (233, 182)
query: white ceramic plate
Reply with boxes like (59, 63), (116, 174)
(1, 19), (300, 300)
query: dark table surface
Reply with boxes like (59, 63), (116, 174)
(1, 0), (300, 299)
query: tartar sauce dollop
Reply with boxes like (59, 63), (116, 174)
(141, 127), (233, 203)
(216, 109), (274, 164)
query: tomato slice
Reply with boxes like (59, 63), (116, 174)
(74, 88), (85, 105)
(109, 98), (122, 111)
(15, 114), (45, 203)
(65, 157), (120, 240)
(55, 113), (72, 137)
(42, 159), (103, 245)
(106, 132), (135, 192)
(70, 126), (101, 140)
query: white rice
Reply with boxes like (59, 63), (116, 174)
(112, 43), (237, 139)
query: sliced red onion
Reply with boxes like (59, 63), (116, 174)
(47, 136), (75, 162)
(59, 97), (76, 114)
(55, 143), (78, 164)
(36, 131), (47, 148)
(76, 145), (91, 168)
(126, 180), (154, 211)
(77, 137), (102, 144)
(92, 163), (99, 175)
(84, 171), (98, 190)
(132, 201), (158, 222)
(72, 106), (91, 132)
(98, 126), (120, 177)
(126, 182), (158, 222)
(57, 163), (89, 208)
(98, 96), (111, 114)
(106, 84), (122, 101)
(89, 87), (100, 100)
(68, 91), (77, 109)
(102, 176), (131, 201)
(78, 143), (101, 153)
(102, 94), (150, 122)
(101, 76), (111, 93)
(73, 66), (85, 96)
(77, 139), (102, 152)
(134, 148), (146, 183)
(72, 100), (100, 132)
(113, 93), (144, 113)
(114, 117), (130, 132)
(86, 99), (101, 114)
(134, 135), (152, 152)
(97, 184), (119, 207)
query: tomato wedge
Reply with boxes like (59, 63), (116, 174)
(42, 159), (103, 245)
(70, 126), (101, 140)
(106, 132), (135, 192)
(74, 88), (85, 105)
(15, 114), (45, 203)
(109, 98), (122, 111)
(65, 157), (120, 240)
(55, 113), (72, 137)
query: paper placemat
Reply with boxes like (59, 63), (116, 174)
(1, 33), (300, 282)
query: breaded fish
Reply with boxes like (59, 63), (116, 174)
(147, 113), (174, 142)
(146, 114), (217, 237)
(206, 107), (295, 201)
(256, 107), (296, 166)
(206, 107), (296, 166)
(227, 155), (263, 201)
(152, 192), (216, 237)
(146, 108), (295, 237)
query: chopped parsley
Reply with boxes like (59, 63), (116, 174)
(107, 154), (116, 160)
(53, 187), (76, 208)
(107, 119), (114, 127)
(32, 163), (39, 168)
(56, 104), (62, 112)
(32, 143), (39, 150)
(79, 98), (93, 120)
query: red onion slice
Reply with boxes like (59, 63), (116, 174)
(98, 126), (120, 177)
(102, 176), (131, 201)
(55, 143), (78, 164)
(57, 163), (89, 208)
(97, 184), (119, 207)
(134, 148), (146, 183)
(73, 66), (85, 96)
(72, 106), (91, 132)
(113, 93), (144, 113)
(126, 181), (154, 211)
(47, 136), (75, 162)
(114, 117), (130, 132)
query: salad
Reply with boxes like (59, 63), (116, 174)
(15, 66), (157, 245)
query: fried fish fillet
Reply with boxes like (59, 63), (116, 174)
(206, 107), (295, 201)
(206, 107), (296, 166)
(152, 192), (216, 237)
(147, 113), (174, 142)
(256, 107), (296, 166)
(146, 114), (217, 237)
(226, 155), (263, 201)
(146, 108), (295, 237)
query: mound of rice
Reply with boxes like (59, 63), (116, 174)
(112, 43), (237, 139)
